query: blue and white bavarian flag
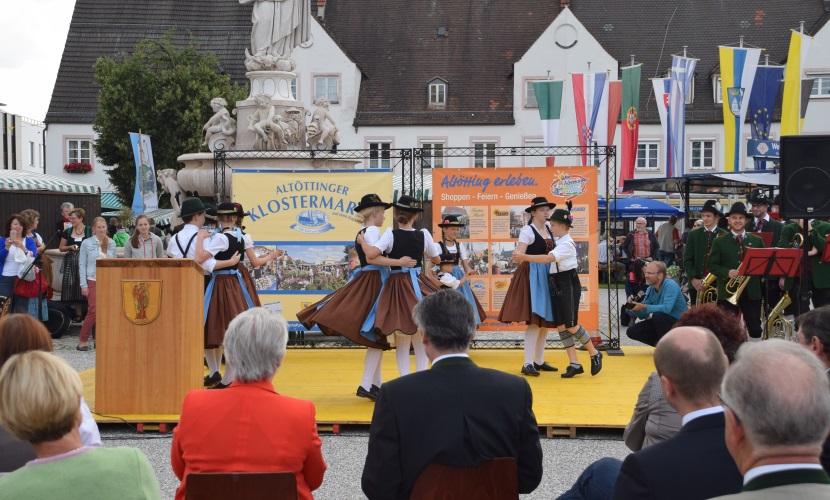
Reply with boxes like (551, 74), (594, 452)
(668, 55), (697, 177)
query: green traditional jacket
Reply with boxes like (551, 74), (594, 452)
(683, 225), (728, 280)
(707, 231), (766, 300)
(747, 216), (783, 248)
(810, 220), (830, 289)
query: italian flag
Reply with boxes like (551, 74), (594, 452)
(533, 80), (564, 148)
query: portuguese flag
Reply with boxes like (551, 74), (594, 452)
(533, 80), (564, 149)
(620, 65), (641, 192)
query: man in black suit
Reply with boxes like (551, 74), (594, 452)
(612, 326), (743, 499)
(796, 307), (830, 473)
(361, 289), (543, 499)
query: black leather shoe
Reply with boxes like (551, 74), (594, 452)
(357, 386), (378, 401)
(371, 385), (380, 396)
(561, 365), (585, 378)
(521, 364), (540, 376)
(76, 345), (89, 352)
(534, 361), (559, 372)
(209, 381), (231, 390)
(591, 352), (603, 376)
(203, 372), (221, 386)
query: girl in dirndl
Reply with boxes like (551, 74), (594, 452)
(196, 202), (256, 389)
(513, 203), (603, 378)
(358, 195), (441, 376)
(497, 196), (558, 377)
(297, 194), (416, 401)
(433, 214), (487, 325)
(232, 203), (282, 307)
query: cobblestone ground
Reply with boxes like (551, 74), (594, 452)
(55, 287), (639, 499)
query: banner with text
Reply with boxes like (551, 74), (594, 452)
(431, 167), (599, 332)
(233, 169), (393, 330)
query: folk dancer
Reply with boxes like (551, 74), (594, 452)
(433, 214), (486, 324)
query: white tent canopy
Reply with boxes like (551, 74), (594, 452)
(0, 170), (100, 194)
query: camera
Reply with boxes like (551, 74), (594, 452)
(625, 291), (645, 309)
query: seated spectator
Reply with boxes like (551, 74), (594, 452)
(0, 351), (159, 498)
(625, 261), (687, 346)
(0, 314), (101, 473)
(713, 340), (830, 499)
(796, 306), (830, 473)
(171, 308), (326, 500)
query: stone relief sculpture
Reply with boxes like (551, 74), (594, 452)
(157, 168), (184, 224)
(307, 97), (340, 151)
(248, 93), (291, 150)
(202, 98), (237, 152)
(240, 0), (311, 70)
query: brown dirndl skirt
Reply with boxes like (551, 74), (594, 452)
(373, 271), (439, 336)
(204, 274), (251, 348)
(237, 263), (262, 307)
(497, 262), (555, 328)
(296, 268), (390, 350)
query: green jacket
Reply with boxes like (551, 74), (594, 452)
(810, 220), (830, 289)
(747, 216), (783, 248)
(707, 231), (766, 301)
(683, 225), (727, 280)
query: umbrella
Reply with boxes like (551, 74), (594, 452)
(600, 197), (684, 219)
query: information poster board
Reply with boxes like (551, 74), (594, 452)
(431, 167), (599, 331)
(233, 169), (393, 330)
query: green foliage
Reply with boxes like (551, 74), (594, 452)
(93, 32), (247, 205)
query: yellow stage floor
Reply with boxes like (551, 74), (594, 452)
(81, 346), (656, 430)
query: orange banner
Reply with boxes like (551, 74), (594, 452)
(431, 167), (599, 332)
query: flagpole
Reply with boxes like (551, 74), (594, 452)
(138, 128), (146, 213)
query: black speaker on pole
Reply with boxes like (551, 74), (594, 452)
(780, 135), (830, 219)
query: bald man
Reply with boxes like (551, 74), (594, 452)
(612, 327), (743, 499)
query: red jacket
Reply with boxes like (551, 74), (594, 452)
(171, 380), (326, 500)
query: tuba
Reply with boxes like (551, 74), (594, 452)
(696, 273), (719, 306)
(765, 291), (794, 341)
(725, 263), (750, 305)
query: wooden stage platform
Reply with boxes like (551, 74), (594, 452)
(81, 346), (656, 436)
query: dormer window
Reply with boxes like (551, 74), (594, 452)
(428, 77), (448, 106)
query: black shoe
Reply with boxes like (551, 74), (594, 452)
(371, 385), (380, 396)
(521, 364), (540, 377)
(591, 352), (603, 376)
(76, 345), (89, 351)
(209, 381), (231, 389)
(561, 364), (584, 378)
(357, 386), (378, 401)
(534, 362), (559, 372)
(203, 372), (221, 386)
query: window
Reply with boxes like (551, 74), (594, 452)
(685, 77), (695, 105)
(314, 76), (339, 103)
(525, 81), (538, 108)
(474, 142), (496, 168)
(28, 142), (35, 166)
(67, 139), (92, 164)
(369, 142), (391, 169)
(291, 78), (298, 99)
(713, 76), (723, 104)
(429, 82), (446, 106)
(420, 142), (444, 168)
(636, 142), (659, 170)
(690, 140), (715, 169)
(810, 74), (830, 98)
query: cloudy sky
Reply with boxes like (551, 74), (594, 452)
(0, 0), (76, 121)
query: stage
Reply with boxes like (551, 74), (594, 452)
(81, 346), (656, 435)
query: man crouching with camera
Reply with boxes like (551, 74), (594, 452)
(625, 261), (688, 347)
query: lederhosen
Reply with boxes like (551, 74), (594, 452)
(497, 224), (555, 327)
(174, 231), (210, 289)
(548, 237), (581, 328)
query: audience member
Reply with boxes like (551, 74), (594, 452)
(58, 208), (91, 322)
(622, 218), (658, 263)
(713, 340), (830, 499)
(625, 261), (687, 347)
(55, 202), (74, 233)
(124, 215), (165, 258)
(362, 289), (543, 499)
(0, 351), (158, 498)
(77, 217), (116, 350)
(107, 217), (118, 238)
(1, 215), (38, 314)
(112, 223), (129, 247)
(795, 306), (830, 473)
(655, 216), (680, 266)
(171, 308), (326, 500)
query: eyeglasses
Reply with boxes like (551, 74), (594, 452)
(718, 392), (742, 426)
(643, 271), (659, 275)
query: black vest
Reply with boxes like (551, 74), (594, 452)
(438, 240), (462, 265)
(215, 231), (244, 261)
(388, 229), (425, 268)
(526, 224), (554, 255)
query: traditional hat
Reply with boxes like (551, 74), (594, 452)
(525, 196), (557, 213)
(438, 253), (456, 265)
(726, 201), (750, 218)
(393, 195), (423, 213)
(438, 214), (464, 227)
(204, 203), (217, 221)
(700, 200), (724, 217)
(747, 188), (770, 205)
(180, 197), (206, 218)
(549, 208), (574, 227)
(216, 202), (238, 215)
(355, 193), (393, 213)
(233, 202), (250, 218)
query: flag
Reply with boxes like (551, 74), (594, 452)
(652, 78), (672, 175)
(781, 31), (812, 136)
(749, 65), (784, 170)
(594, 80), (621, 194)
(718, 46), (761, 172)
(129, 132), (159, 214)
(572, 72), (608, 164)
(620, 65), (641, 191)
(669, 55), (697, 177)
(532, 80), (564, 148)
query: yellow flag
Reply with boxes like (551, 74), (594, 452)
(781, 31), (812, 136)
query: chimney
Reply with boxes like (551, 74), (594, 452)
(316, 0), (326, 20)
(560, 0), (570, 8)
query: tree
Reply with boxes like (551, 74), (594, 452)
(93, 32), (247, 206)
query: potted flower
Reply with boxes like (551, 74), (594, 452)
(64, 162), (93, 173)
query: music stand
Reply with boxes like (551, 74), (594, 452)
(740, 248), (801, 279)
(750, 232), (773, 247)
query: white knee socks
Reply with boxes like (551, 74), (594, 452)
(524, 325), (540, 365)
(205, 348), (220, 375)
(395, 333), (411, 375)
(534, 327), (548, 365)
(361, 348), (383, 390)
(412, 331), (428, 372)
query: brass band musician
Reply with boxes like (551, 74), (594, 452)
(683, 200), (727, 305)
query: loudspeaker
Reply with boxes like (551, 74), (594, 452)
(780, 135), (830, 218)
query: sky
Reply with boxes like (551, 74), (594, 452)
(0, 0), (76, 121)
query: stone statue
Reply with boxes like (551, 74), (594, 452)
(307, 96), (340, 151)
(202, 98), (237, 152)
(240, 0), (311, 70)
(248, 94), (291, 150)
(157, 168), (184, 225)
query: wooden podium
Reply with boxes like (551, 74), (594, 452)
(95, 259), (204, 415)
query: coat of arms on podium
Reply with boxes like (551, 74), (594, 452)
(121, 280), (162, 325)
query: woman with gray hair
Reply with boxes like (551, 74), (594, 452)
(0, 351), (160, 498)
(171, 307), (326, 500)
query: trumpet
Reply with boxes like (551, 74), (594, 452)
(725, 263), (750, 305)
(696, 273), (718, 306)
(765, 291), (794, 341)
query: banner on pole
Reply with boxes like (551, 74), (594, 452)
(572, 73), (607, 164)
(128, 133), (159, 214)
(620, 65), (641, 191)
(781, 30), (812, 136)
(749, 65), (785, 169)
(532, 80), (564, 149)
(669, 55), (697, 176)
(718, 46), (761, 172)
